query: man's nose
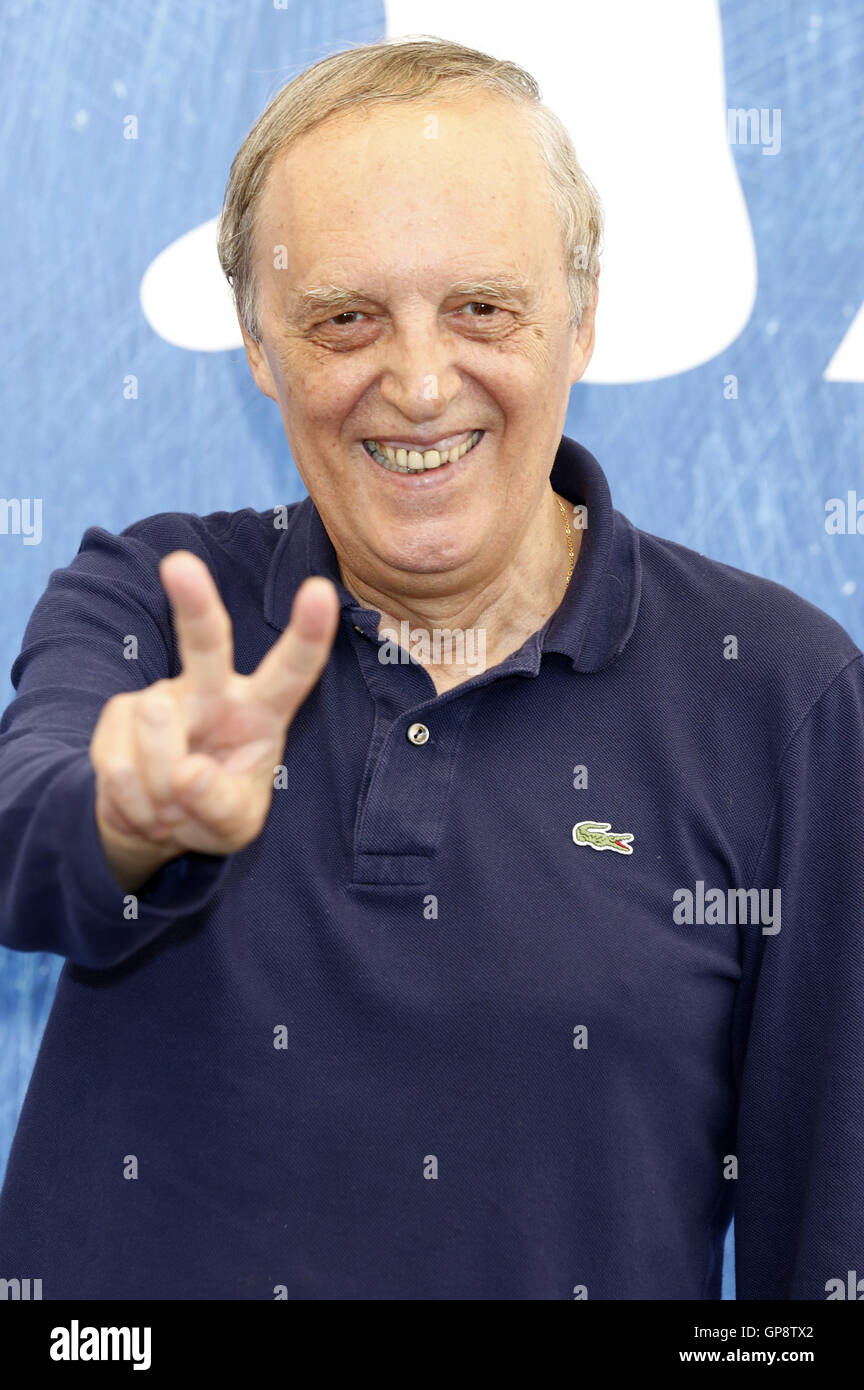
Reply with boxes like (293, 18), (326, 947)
(377, 322), (463, 419)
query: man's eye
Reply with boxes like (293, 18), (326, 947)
(462, 301), (499, 317)
(328, 311), (366, 326)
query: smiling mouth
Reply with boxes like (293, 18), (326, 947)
(363, 429), (484, 473)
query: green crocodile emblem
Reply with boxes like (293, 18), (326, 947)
(572, 820), (634, 855)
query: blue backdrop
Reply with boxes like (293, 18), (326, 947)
(1, 0), (862, 1301)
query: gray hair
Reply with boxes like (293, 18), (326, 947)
(216, 35), (604, 341)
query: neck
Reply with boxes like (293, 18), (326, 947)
(338, 487), (581, 694)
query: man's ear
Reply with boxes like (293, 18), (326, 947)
(569, 268), (599, 385)
(240, 323), (279, 403)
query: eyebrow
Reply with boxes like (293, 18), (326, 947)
(290, 273), (534, 322)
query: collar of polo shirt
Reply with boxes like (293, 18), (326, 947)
(263, 434), (642, 676)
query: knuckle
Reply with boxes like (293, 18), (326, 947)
(144, 677), (175, 700)
(202, 789), (262, 845)
(136, 686), (176, 724)
(101, 758), (138, 796)
(202, 799), (236, 838)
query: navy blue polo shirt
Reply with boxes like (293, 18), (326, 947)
(1, 435), (862, 1300)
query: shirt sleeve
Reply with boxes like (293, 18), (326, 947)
(0, 524), (232, 969)
(732, 652), (864, 1299)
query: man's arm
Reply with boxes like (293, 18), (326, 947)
(0, 523), (339, 970)
(732, 653), (864, 1299)
(0, 526), (232, 967)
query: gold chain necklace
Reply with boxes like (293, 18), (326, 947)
(556, 495), (575, 602)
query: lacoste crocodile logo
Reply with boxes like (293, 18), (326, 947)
(572, 820), (634, 855)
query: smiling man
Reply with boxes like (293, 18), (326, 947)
(230, 75), (596, 696)
(0, 36), (863, 1303)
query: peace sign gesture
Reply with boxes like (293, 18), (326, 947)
(90, 550), (340, 891)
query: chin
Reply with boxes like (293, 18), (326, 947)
(373, 534), (477, 577)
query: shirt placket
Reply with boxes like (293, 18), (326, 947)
(346, 605), (551, 887)
(344, 619), (473, 886)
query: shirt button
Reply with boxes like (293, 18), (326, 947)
(406, 722), (430, 746)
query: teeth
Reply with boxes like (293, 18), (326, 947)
(364, 431), (482, 473)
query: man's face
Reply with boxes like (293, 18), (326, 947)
(243, 92), (596, 594)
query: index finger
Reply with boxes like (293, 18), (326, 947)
(159, 550), (235, 694)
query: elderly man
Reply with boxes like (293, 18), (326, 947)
(0, 36), (862, 1303)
